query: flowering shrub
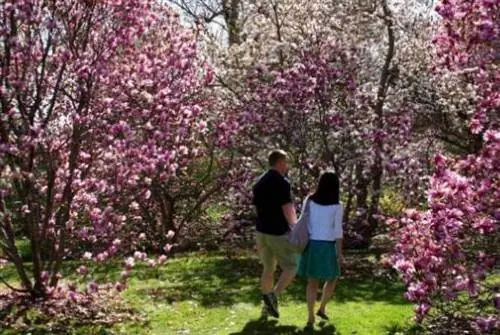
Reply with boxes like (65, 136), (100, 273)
(0, 0), (219, 299)
(391, 0), (499, 332)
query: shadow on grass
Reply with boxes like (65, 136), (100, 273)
(229, 318), (338, 335)
(1, 251), (409, 312)
(130, 253), (408, 308)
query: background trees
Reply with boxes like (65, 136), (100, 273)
(172, 0), (442, 246)
(1, 0), (498, 332)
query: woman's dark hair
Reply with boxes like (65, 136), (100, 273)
(309, 171), (340, 205)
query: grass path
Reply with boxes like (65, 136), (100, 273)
(114, 251), (417, 334)
(1, 251), (419, 334)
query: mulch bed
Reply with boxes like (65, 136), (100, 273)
(0, 289), (145, 334)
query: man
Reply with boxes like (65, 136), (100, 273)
(252, 150), (298, 318)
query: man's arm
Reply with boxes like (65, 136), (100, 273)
(282, 203), (297, 225)
(279, 178), (296, 225)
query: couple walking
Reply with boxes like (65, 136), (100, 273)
(252, 150), (344, 328)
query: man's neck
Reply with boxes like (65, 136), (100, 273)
(271, 167), (284, 176)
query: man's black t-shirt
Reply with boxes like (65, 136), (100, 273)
(252, 169), (292, 235)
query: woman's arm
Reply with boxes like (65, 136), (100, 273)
(334, 205), (345, 264)
(336, 238), (345, 265)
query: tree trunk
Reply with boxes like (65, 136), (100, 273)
(156, 189), (176, 248)
(49, 124), (82, 288)
(353, 162), (370, 248)
(363, 0), (395, 244)
(223, 0), (241, 46)
(0, 208), (34, 293)
(343, 167), (355, 225)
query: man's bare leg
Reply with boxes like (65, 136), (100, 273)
(274, 267), (296, 296)
(260, 262), (280, 318)
(261, 269), (275, 294)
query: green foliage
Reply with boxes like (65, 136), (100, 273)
(0, 238), (32, 263)
(379, 188), (406, 218)
(206, 203), (228, 223)
(15, 238), (32, 262)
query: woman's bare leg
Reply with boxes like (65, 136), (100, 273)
(318, 279), (337, 314)
(306, 279), (320, 323)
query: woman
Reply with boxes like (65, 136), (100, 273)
(297, 171), (344, 327)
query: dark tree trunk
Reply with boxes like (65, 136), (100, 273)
(223, 0), (241, 46)
(362, 0), (395, 245)
(353, 162), (370, 248)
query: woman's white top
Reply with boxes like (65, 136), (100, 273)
(302, 198), (343, 241)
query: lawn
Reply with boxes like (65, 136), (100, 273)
(1, 251), (419, 335)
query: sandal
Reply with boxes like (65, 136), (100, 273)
(316, 310), (329, 321)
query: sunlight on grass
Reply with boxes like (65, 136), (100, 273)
(112, 253), (416, 334)
(1, 252), (418, 334)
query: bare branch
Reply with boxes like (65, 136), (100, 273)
(0, 275), (28, 293)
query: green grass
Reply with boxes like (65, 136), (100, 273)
(1, 251), (418, 334)
(0, 238), (32, 263)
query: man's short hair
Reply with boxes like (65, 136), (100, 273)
(268, 150), (288, 167)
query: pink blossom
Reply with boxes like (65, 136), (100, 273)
(108, 245), (118, 256)
(415, 302), (430, 320)
(96, 252), (109, 262)
(77, 265), (88, 275)
(390, 0), (500, 326)
(163, 244), (173, 253)
(166, 230), (176, 239)
(120, 270), (130, 279)
(115, 282), (127, 292)
(87, 281), (99, 294)
(474, 316), (500, 333)
(82, 252), (92, 260)
(68, 291), (78, 302)
(134, 251), (147, 260)
(21, 205), (30, 214)
(158, 255), (168, 264)
(41, 271), (49, 283)
(124, 257), (135, 270)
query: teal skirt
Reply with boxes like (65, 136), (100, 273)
(298, 240), (340, 281)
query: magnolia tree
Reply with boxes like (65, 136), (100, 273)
(0, 0), (222, 299)
(183, 0), (442, 246)
(390, 0), (499, 332)
(170, 0), (488, 251)
(78, 9), (237, 254)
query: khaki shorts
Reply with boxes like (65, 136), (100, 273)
(256, 232), (297, 272)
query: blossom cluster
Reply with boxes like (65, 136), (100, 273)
(391, 0), (499, 331)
